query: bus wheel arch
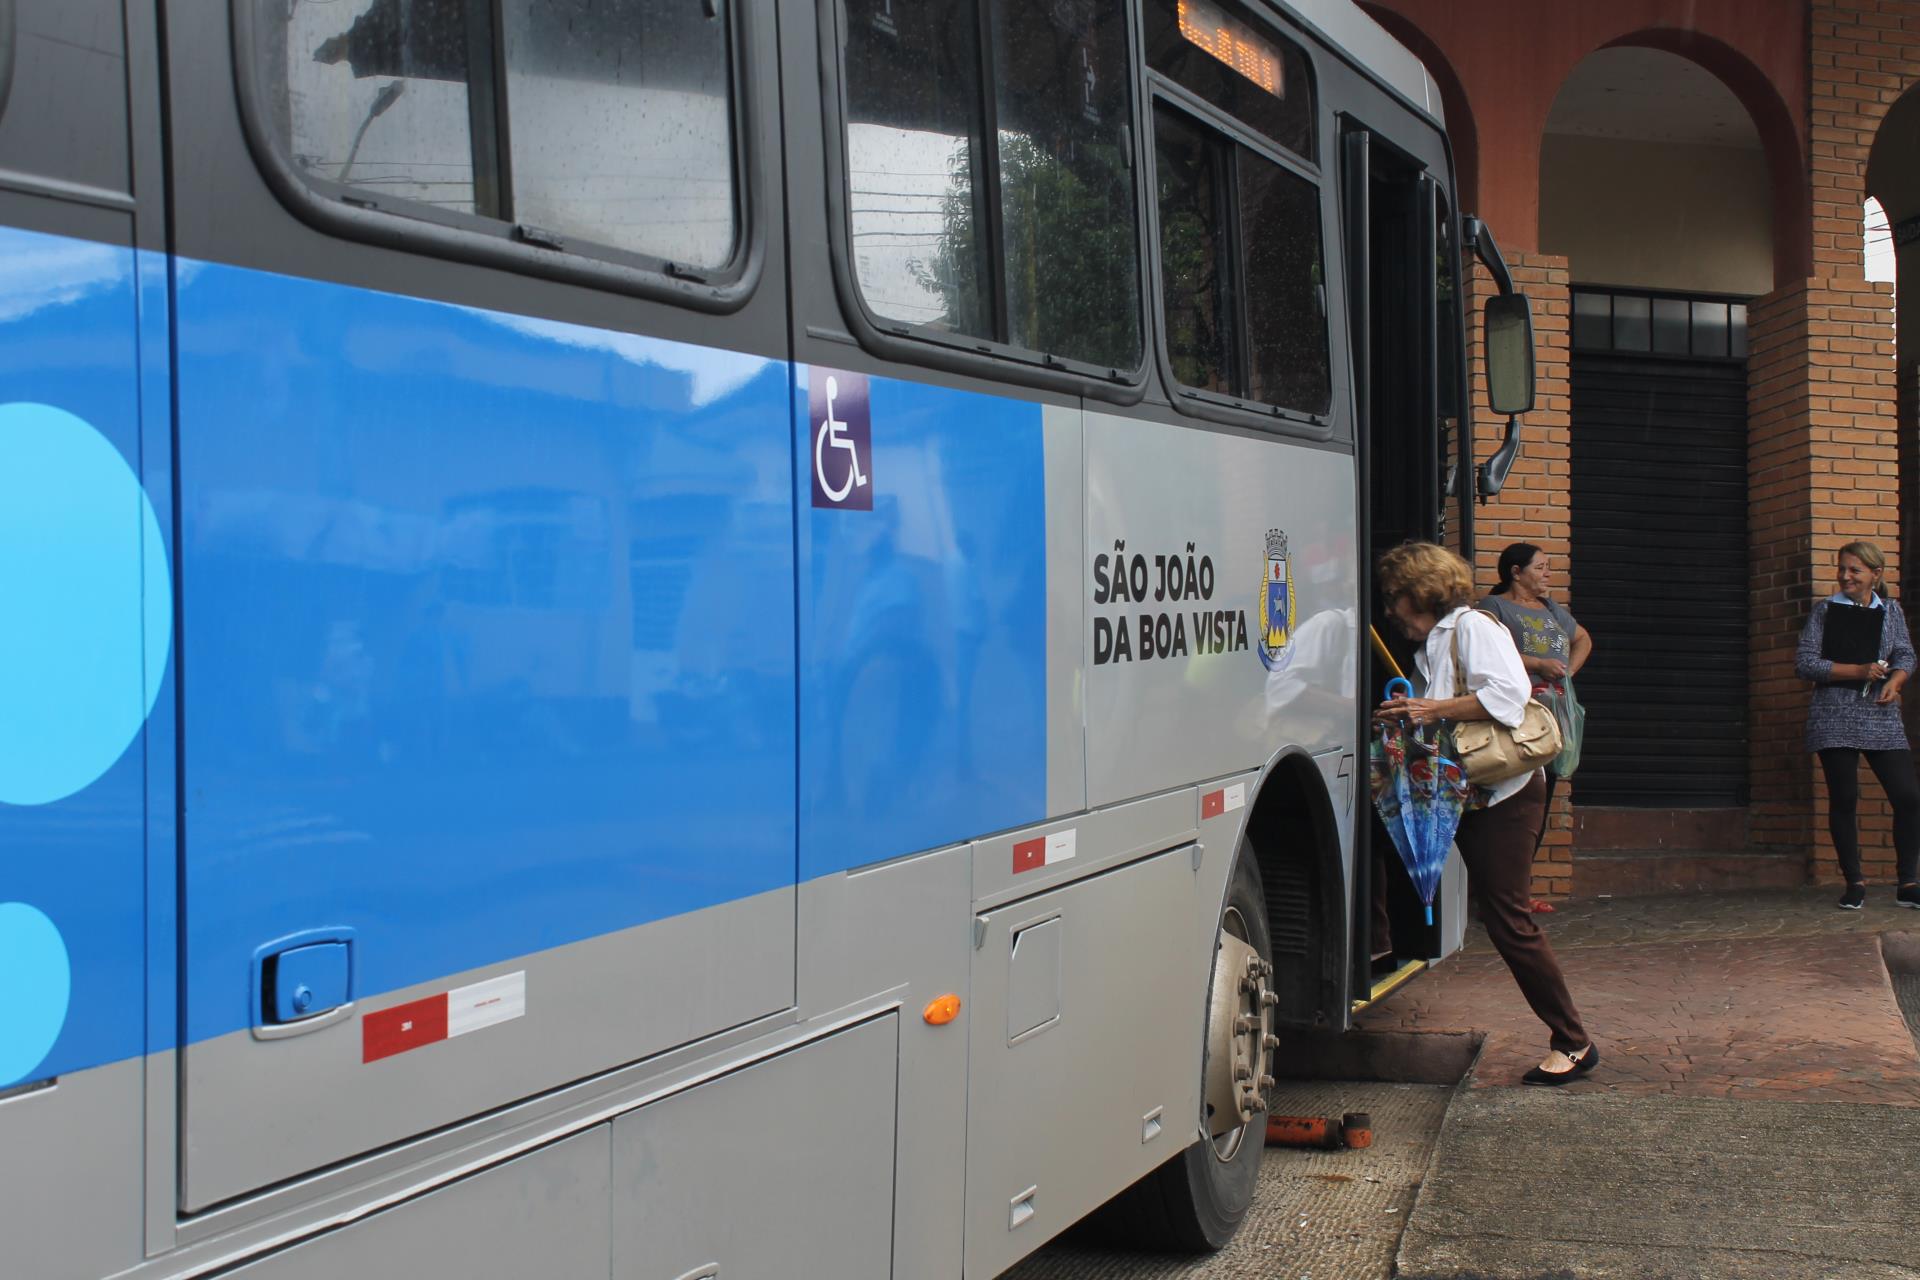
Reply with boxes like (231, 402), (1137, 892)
(1241, 749), (1350, 1035)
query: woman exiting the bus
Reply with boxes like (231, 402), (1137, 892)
(1794, 540), (1920, 910)
(1374, 543), (1597, 1085)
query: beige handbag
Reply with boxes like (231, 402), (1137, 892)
(1448, 611), (1563, 786)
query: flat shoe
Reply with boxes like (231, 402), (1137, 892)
(1522, 1044), (1599, 1086)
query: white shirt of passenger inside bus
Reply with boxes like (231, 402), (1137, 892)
(1412, 607), (1537, 807)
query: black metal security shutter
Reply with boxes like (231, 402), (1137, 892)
(1570, 299), (1749, 807)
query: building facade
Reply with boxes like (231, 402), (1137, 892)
(1364, 1), (1920, 896)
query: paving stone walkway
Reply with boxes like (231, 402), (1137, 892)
(1356, 888), (1920, 1104)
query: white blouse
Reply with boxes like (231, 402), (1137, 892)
(1412, 606), (1539, 807)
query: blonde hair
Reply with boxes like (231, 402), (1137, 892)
(1838, 540), (1886, 583)
(1377, 541), (1476, 617)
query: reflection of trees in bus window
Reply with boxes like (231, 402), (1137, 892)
(842, 0), (1142, 369)
(843, 0), (992, 338)
(1154, 101), (1329, 414)
(502, 0), (735, 270)
(988, 0), (1140, 369)
(1240, 150), (1329, 413)
(1154, 105), (1233, 394)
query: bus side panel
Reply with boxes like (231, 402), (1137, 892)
(0, 213), (161, 1277)
(221, 1127), (611, 1280)
(796, 366), (1050, 876)
(172, 265), (800, 1207)
(797, 846), (972, 1280)
(1082, 412), (1361, 810)
(964, 846), (1210, 1278)
(0, 3), (166, 1269)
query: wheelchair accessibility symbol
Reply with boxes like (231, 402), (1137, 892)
(810, 370), (873, 510)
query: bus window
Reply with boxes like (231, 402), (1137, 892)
(989, 0), (1139, 369)
(1241, 149), (1330, 410)
(838, 0), (1142, 371)
(251, 0), (738, 277)
(268, 0), (478, 214)
(842, 0), (993, 339)
(1154, 106), (1234, 394)
(502, 0), (735, 271)
(0, 0), (13, 123)
(1143, 0), (1316, 165)
(1153, 101), (1331, 414)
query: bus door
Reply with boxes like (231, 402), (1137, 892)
(1341, 120), (1469, 995)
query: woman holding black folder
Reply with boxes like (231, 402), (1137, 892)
(1794, 540), (1920, 910)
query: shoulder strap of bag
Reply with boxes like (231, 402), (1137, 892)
(1450, 608), (1501, 697)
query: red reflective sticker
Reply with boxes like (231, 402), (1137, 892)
(1012, 837), (1046, 874)
(1201, 789), (1226, 819)
(362, 993), (450, 1063)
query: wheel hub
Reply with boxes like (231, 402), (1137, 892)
(1202, 915), (1277, 1141)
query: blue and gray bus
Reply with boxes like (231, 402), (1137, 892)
(0, 0), (1533, 1275)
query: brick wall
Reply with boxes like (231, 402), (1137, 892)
(1748, 276), (1901, 882)
(1812, 4), (1920, 273)
(1778, 1), (1915, 883)
(1467, 252), (1575, 898)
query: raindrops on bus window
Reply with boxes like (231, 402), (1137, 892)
(264, 0), (480, 215)
(1155, 104), (1234, 395)
(502, 0), (736, 271)
(843, 0), (994, 341)
(1240, 150), (1331, 413)
(989, 0), (1142, 370)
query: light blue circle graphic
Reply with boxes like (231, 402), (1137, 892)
(0, 903), (72, 1085)
(0, 403), (171, 806)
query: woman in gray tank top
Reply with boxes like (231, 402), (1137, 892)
(1480, 544), (1593, 856)
(1480, 543), (1592, 688)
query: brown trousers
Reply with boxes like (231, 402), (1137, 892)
(1454, 771), (1590, 1053)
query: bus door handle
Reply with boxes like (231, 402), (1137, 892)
(671, 1266), (721, 1280)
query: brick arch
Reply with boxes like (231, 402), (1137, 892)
(1814, 6), (1920, 275)
(1596, 28), (1813, 288)
(1359, 4), (1479, 211)
(1867, 83), (1920, 225)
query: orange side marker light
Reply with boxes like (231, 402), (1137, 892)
(922, 994), (962, 1025)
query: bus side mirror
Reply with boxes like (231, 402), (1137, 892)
(1484, 293), (1536, 416)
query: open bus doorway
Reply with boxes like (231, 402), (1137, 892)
(1345, 123), (1463, 1001)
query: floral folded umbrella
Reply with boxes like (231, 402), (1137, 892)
(1369, 680), (1472, 925)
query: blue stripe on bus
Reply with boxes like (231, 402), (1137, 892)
(171, 261), (800, 1048)
(796, 370), (1047, 879)
(0, 228), (1053, 1079)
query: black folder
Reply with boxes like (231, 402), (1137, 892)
(1822, 602), (1884, 691)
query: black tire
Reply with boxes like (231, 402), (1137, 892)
(1083, 848), (1271, 1252)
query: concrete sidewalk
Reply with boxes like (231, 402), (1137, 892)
(1359, 888), (1920, 1279)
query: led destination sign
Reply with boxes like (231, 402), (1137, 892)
(1177, 0), (1286, 97)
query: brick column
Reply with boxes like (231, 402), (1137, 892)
(1784, 1), (1918, 883)
(1467, 252), (1573, 898)
(1747, 277), (1900, 884)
